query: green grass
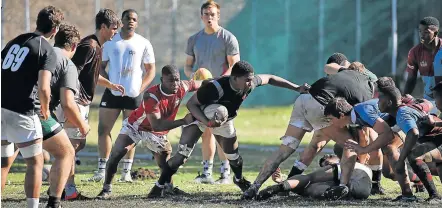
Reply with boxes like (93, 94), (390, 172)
(2, 106), (441, 207)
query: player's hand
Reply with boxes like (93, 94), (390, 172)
(271, 167), (283, 183)
(344, 140), (366, 154)
(110, 83), (125, 96)
(40, 105), (50, 120)
(207, 112), (223, 128)
(182, 113), (195, 125)
(421, 114), (436, 126)
(297, 83), (310, 94)
(79, 122), (91, 137)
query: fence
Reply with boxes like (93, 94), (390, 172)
(1, 0), (442, 106)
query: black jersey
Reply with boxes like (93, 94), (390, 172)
(1, 33), (56, 115)
(197, 76), (262, 119)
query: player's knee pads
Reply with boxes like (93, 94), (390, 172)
(19, 143), (43, 159)
(1, 143), (15, 157)
(280, 135), (301, 150)
(177, 144), (194, 158)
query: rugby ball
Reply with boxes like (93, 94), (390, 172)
(192, 68), (213, 81)
(203, 104), (228, 124)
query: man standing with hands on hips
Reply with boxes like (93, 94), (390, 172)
(184, 0), (241, 184)
(87, 9), (156, 183)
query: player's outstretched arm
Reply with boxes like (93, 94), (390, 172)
(147, 113), (193, 132)
(257, 74), (309, 93)
(60, 88), (90, 136)
(38, 70), (52, 120)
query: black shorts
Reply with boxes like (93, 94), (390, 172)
(99, 89), (142, 110)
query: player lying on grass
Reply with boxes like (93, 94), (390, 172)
(147, 60), (310, 198)
(257, 153), (372, 200)
(346, 77), (442, 202)
(96, 65), (200, 199)
(243, 54), (379, 199)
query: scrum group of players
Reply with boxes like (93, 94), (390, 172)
(2, 3), (442, 208)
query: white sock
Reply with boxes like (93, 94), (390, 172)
(121, 159), (133, 174)
(202, 160), (213, 176)
(98, 158), (108, 174)
(220, 160), (230, 177)
(26, 198), (39, 208)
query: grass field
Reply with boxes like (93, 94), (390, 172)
(2, 106), (442, 207)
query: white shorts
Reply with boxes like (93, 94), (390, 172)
(289, 94), (330, 132)
(54, 104), (90, 139)
(1, 108), (43, 143)
(120, 119), (172, 153)
(192, 119), (236, 138)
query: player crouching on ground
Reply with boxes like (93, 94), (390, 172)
(96, 65), (200, 199)
(257, 153), (372, 200)
(147, 60), (310, 198)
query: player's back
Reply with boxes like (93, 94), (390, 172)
(72, 34), (102, 106)
(310, 70), (374, 106)
(1, 33), (55, 115)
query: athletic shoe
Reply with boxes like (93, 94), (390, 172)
(242, 185), (259, 200)
(323, 185), (349, 200)
(147, 184), (164, 198)
(257, 184), (282, 200)
(391, 195), (419, 202)
(233, 177), (252, 192)
(96, 189), (112, 200)
(194, 172), (215, 184)
(215, 174), (232, 184)
(83, 171), (104, 182)
(370, 182), (386, 195)
(118, 171), (133, 183)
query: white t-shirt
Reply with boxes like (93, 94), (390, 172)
(102, 33), (155, 97)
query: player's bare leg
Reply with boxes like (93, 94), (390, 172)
(1, 142), (18, 194)
(16, 139), (44, 208)
(92, 108), (121, 182)
(149, 125), (203, 198)
(118, 110), (137, 183)
(97, 134), (136, 199)
(243, 125), (307, 199)
(152, 150), (188, 196)
(258, 165), (335, 200)
(43, 130), (75, 206)
(215, 135), (251, 193)
(195, 129), (216, 184)
(64, 136), (88, 200)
